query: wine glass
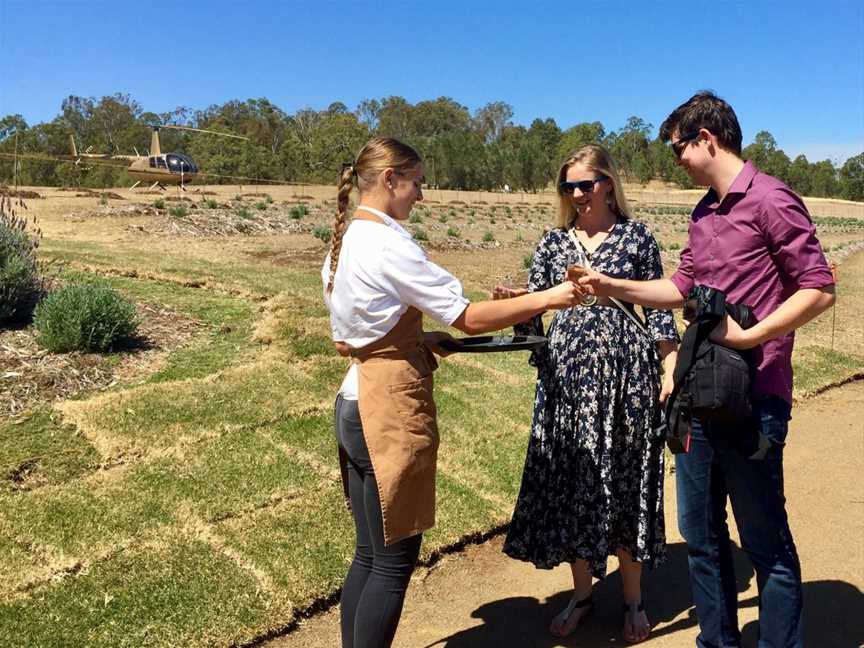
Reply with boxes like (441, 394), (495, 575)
(565, 246), (597, 308)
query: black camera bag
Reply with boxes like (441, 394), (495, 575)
(664, 293), (756, 453)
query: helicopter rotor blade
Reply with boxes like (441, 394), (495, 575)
(158, 125), (249, 141)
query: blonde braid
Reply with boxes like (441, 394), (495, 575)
(326, 165), (355, 293)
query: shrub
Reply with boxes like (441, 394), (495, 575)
(0, 196), (43, 322)
(205, 199), (218, 209)
(236, 208), (251, 220)
(153, 199), (165, 210)
(409, 212), (423, 224)
(33, 282), (138, 353)
(289, 204), (308, 220)
(99, 194), (108, 206)
(482, 231), (495, 242)
(522, 253), (534, 270)
(412, 227), (428, 241)
(438, 213), (448, 223)
(169, 206), (187, 218)
(313, 225), (332, 243)
(255, 201), (267, 211)
(446, 226), (460, 238)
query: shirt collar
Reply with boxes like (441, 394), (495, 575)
(355, 205), (412, 240)
(703, 160), (757, 207)
(726, 160), (758, 196)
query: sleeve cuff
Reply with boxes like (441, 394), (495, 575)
(441, 299), (470, 327)
(669, 272), (692, 299)
(794, 266), (835, 290)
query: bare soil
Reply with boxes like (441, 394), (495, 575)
(0, 302), (202, 417)
(269, 381), (864, 648)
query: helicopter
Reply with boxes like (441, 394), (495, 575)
(1, 124), (259, 190)
(65, 125), (248, 190)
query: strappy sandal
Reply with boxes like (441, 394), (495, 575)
(622, 601), (651, 644)
(549, 594), (593, 637)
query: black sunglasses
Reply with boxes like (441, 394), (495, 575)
(670, 131), (700, 159)
(559, 176), (608, 194)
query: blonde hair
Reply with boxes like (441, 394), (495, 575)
(554, 144), (632, 229)
(325, 137), (422, 293)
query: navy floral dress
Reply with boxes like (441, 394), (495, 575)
(503, 218), (679, 577)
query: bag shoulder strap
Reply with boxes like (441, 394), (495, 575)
(566, 228), (648, 336)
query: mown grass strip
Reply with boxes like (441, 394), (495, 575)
(0, 409), (99, 494)
(0, 535), (276, 648)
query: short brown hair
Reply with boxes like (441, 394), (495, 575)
(659, 91), (743, 155)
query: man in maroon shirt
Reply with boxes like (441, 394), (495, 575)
(580, 92), (835, 648)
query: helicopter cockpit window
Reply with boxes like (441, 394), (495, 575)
(156, 157), (167, 169)
(149, 157), (157, 168)
(166, 154), (197, 174)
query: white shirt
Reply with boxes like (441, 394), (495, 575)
(322, 206), (470, 399)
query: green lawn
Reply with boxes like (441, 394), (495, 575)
(1, 233), (861, 647)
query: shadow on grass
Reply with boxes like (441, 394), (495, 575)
(427, 542), (864, 648)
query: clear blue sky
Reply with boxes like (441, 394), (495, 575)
(1, 0), (862, 164)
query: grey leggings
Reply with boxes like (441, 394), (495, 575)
(335, 395), (422, 648)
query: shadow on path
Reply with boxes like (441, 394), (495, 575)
(425, 541), (864, 648)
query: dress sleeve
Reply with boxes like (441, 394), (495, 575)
(636, 228), (680, 343)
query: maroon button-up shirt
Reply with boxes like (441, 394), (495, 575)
(670, 161), (834, 403)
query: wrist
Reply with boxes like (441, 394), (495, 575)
(744, 324), (766, 349)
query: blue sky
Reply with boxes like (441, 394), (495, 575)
(1, 0), (862, 164)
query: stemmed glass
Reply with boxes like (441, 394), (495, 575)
(565, 244), (597, 315)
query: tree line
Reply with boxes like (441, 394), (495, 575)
(1, 93), (861, 201)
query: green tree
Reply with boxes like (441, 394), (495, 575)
(557, 122), (605, 163)
(607, 117), (653, 183)
(473, 101), (514, 144)
(839, 153), (864, 201)
(742, 131), (791, 184)
(808, 160), (839, 197)
(786, 155), (813, 197)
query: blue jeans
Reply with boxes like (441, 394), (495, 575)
(676, 397), (803, 648)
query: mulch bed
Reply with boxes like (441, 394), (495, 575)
(0, 302), (203, 418)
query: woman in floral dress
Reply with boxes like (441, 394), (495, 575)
(497, 145), (679, 643)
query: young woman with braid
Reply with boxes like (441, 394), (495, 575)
(322, 137), (582, 648)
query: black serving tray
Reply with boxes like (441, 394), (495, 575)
(438, 335), (547, 354)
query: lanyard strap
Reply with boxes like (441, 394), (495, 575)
(567, 228), (649, 336)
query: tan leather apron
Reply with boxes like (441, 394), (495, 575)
(338, 307), (440, 546)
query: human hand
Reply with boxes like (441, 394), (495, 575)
(333, 341), (351, 357)
(709, 315), (760, 350)
(424, 331), (458, 357)
(492, 284), (529, 300)
(577, 269), (614, 297)
(659, 371), (675, 404)
(544, 280), (584, 309)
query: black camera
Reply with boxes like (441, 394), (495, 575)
(684, 285), (756, 330)
(684, 285), (726, 322)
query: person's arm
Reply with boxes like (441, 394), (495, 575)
(578, 271), (686, 309)
(452, 281), (580, 335)
(657, 339), (678, 403)
(710, 286), (835, 350)
(714, 188), (836, 350)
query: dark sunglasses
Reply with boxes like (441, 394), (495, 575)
(559, 176), (608, 194)
(670, 131), (700, 159)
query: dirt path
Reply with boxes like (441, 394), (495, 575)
(271, 382), (864, 648)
